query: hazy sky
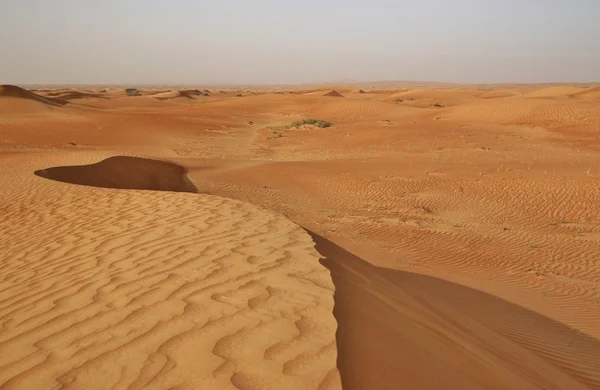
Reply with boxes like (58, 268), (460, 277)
(1, 0), (599, 84)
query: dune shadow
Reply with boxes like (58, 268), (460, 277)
(46, 92), (109, 100)
(34, 156), (198, 193)
(308, 230), (600, 390)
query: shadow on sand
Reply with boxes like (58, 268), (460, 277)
(309, 230), (600, 390)
(34, 156), (198, 193)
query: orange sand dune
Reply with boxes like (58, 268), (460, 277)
(0, 85), (66, 114)
(570, 86), (600, 100)
(1, 83), (600, 389)
(0, 154), (340, 389)
(151, 90), (196, 100)
(314, 232), (600, 390)
(390, 88), (483, 106)
(523, 86), (587, 99)
(323, 90), (344, 97)
(0, 85), (65, 105)
(34, 156), (198, 192)
(444, 95), (600, 133)
(479, 89), (523, 99)
(44, 91), (108, 100)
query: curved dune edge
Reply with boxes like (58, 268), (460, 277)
(311, 231), (600, 390)
(151, 90), (195, 100)
(34, 156), (198, 193)
(0, 85), (68, 115)
(0, 156), (341, 390)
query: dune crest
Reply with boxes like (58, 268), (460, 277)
(34, 156), (198, 193)
(0, 85), (68, 114)
(0, 156), (340, 390)
(0, 85), (65, 106)
(570, 86), (600, 100)
(523, 86), (586, 99)
(323, 90), (344, 97)
(152, 90), (195, 100)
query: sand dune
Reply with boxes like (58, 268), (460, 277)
(314, 232), (600, 389)
(0, 85), (65, 105)
(34, 156), (198, 193)
(323, 90), (344, 97)
(2, 83), (600, 389)
(45, 91), (108, 100)
(0, 155), (340, 389)
(151, 90), (195, 100)
(389, 88), (482, 106)
(570, 87), (600, 100)
(479, 89), (522, 99)
(0, 85), (67, 114)
(523, 86), (586, 99)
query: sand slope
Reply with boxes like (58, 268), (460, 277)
(570, 87), (600, 100)
(0, 155), (340, 390)
(44, 91), (108, 100)
(323, 91), (344, 98)
(523, 86), (586, 99)
(0, 85), (65, 106)
(479, 89), (522, 99)
(152, 90), (195, 100)
(314, 232), (600, 389)
(0, 85), (66, 114)
(34, 156), (198, 193)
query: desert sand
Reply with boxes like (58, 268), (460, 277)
(1, 83), (600, 389)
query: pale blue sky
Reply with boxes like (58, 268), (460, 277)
(1, 0), (599, 84)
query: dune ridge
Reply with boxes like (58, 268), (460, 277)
(0, 155), (340, 390)
(151, 90), (196, 100)
(323, 91), (344, 98)
(34, 156), (198, 193)
(313, 231), (600, 389)
(570, 87), (600, 100)
(0, 85), (65, 106)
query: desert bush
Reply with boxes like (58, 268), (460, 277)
(288, 118), (332, 128)
(395, 98), (404, 103)
(431, 103), (444, 108)
(236, 93), (242, 97)
(125, 88), (141, 96)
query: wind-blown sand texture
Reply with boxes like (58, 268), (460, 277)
(1, 83), (600, 389)
(0, 155), (339, 389)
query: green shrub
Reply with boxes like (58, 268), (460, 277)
(288, 118), (332, 128)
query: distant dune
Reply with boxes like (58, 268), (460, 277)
(152, 90), (195, 100)
(0, 84), (65, 106)
(570, 86), (600, 100)
(44, 91), (108, 100)
(323, 90), (344, 97)
(523, 86), (586, 99)
(479, 89), (522, 99)
(0, 84), (67, 114)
